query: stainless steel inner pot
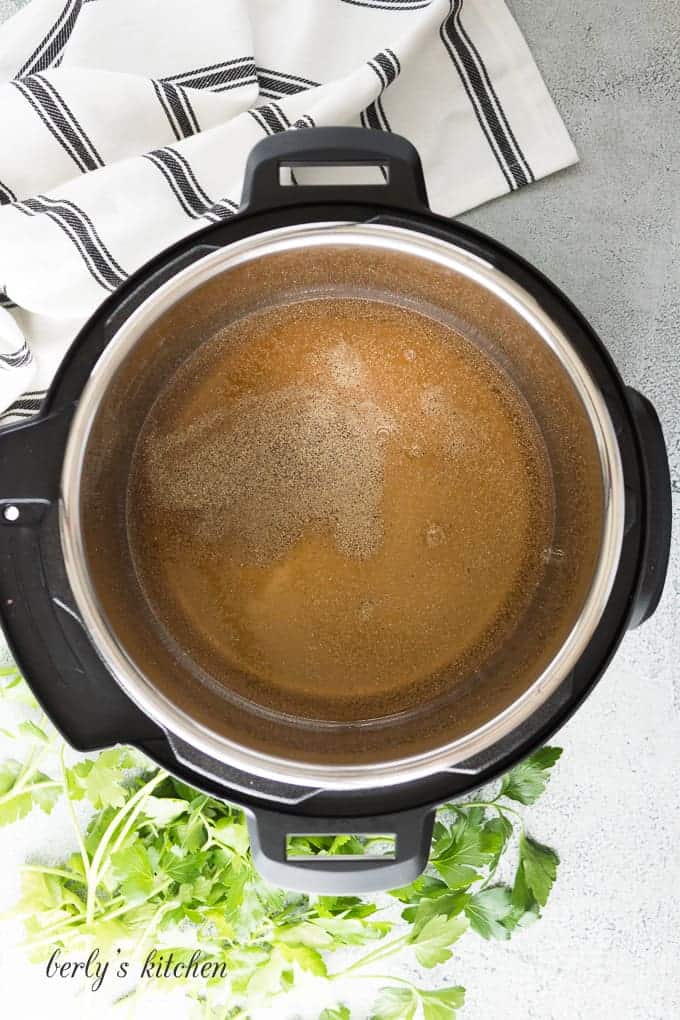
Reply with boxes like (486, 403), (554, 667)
(60, 222), (625, 790)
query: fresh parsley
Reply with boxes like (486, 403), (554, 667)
(500, 746), (563, 805)
(0, 668), (563, 1017)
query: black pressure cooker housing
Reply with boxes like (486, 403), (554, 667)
(0, 130), (671, 891)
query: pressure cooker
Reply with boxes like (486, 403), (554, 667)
(0, 128), (671, 893)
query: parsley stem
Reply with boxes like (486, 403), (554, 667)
(458, 801), (524, 822)
(85, 772), (166, 925)
(59, 743), (91, 881)
(106, 773), (168, 862)
(20, 865), (83, 882)
(5, 744), (46, 794)
(343, 972), (416, 987)
(0, 779), (62, 805)
(330, 932), (410, 978)
(133, 897), (180, 953)
(96, 879), (173, 925)
(24, 911), (86, 947)
(25, 877), (176, 952)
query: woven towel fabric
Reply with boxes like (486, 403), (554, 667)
(0, 0), (577, 421)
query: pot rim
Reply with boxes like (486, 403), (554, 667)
(60, 221), (625, 790)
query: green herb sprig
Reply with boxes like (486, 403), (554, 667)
(0, 666), (562, 1019)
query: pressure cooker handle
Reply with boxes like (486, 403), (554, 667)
(246, 804), (435, 894)
(240, 127), (429, 214)
(626, 388), (672, 628)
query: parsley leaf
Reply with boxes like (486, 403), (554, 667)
(371, 985), (465, 1020)
(0, 759), (60, 826)
(0, 668), (38, 707)
(409, 913), (468, 967)
(432, 818), (493, 889)
(31, 773), (61, 815)
(316, 895), (377, 920)
(67, 747), (139, 809)
(212, 816), (250, 855)
(320, 1007), (351, 1020)
(245, 948), (293, 1000)
(518, 833), (559, 907)
(391, 874), (449, 905)
(18, 720), (49, 744)
(420, 986), (466, 1020)
(464, 886), (514, 940)
(371, 986), (417, 1020)
(110, 843), (155, 902)
(479, 814), (513, 870)
(278, 942), (328, 976)
(404, 890), (470, 929)
(142, 795), (190, 827)
(0, 759), (24, 796)
(500, 747), (563, 805)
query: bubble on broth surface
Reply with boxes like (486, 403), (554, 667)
(426, 523), (446, 548)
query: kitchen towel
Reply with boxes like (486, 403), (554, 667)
(0, 0), (578, 421)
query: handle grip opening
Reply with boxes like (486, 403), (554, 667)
(241, 126), (429, 215)
(247, 805), (434, 894)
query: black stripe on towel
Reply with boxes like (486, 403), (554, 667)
(143, 147), (212, 217)
(454, 6), (534, 183)
(15, 195), (127, 291)
(0, 394), (45, 417)
(205, 197), (238, 221)
(13, 74), (104, 172)
(248, 102), (291, 136)
(249, 104), (292, 179)
(440, 0), (530, 189)
(0, 390), (48, 424)
(8, 387), (46, 399)
(0, 180), (17, 205)
(152, 80), (200, 140)
(293, 114), (316, 129)
(162, 58), (257, 92)
(362, 48), (399, 140)
(360, 102), (390, 181)
(0, 410), (39, 421)
(0, 340), (32, 370)
(0, 396), (48, 422)
(257, 66), (319, 99)
(361, 87), (391, 138)
(17, 0), (82, 77)
(368, 48), (401, 90)
(143, 147), (237, 224)
(339, 0), (432, 9)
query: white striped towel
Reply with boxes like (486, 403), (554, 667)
(0, 0), (578, 422)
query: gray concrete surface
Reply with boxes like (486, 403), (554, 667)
(457, 3), (680, 1017)
(0, 1), (678, 1018)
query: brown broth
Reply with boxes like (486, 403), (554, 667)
(127, 297), (555, 717)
